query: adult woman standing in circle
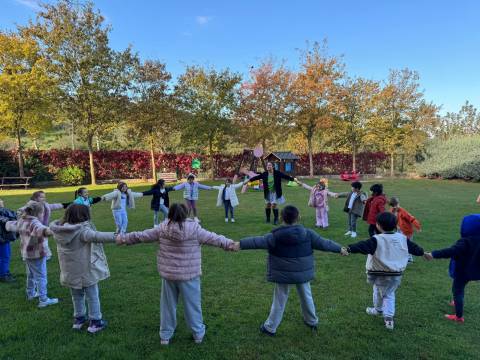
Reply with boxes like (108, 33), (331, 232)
(247, 162), (297, 225)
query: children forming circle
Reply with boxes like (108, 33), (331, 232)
(0, 174), (478, 343)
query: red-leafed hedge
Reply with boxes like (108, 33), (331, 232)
(0, 150), (387, 181)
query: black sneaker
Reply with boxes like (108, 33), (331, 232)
(260, 324), (275, 336)
(87, 319), (107, 334)
(0, 273), (16, 283)
(72, 316), (88, 330)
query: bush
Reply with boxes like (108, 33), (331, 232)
(56, 166), (86, 186)
(416, 136), (480, 180)
(24, 155), (54, 182)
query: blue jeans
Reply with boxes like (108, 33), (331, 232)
(160, 277), (205, 341)
(154, 205), (169, 226)
(0, 242), (11, 276)
(25, 257), (48, 302)
(113, 209), (128, 233)
(264, 282), (318, 333)
(223, 200), (234, 219)
(71, 284), (102, 320)
(452, 278), (468, 318)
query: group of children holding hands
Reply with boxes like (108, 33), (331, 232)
(0, 172), (479, 344)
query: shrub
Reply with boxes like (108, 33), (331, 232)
(416, 136), (480, 180)
(24, 155), (54, 182)
(56, 166), (86, 186)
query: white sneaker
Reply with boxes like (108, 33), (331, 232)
(384, 319), (394, 330)
(225, 218), (229, 223)
(344, 231), (352, 236)
(194, 217), (201, 223)
(351, 232), (357, 238)
(366, 307), (382, 316)
(38, 297), (59, 308)
(27, 291), (39, 301)
(231, 218), (235, 223)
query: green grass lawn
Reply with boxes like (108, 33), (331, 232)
(1, 179), (480, 360)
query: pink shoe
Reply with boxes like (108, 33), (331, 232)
(448, 300), (455, 307)
(445, 314), (464, 323)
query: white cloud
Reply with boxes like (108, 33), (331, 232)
(14, 0), (41, 11)
(195, 15), (213, 25)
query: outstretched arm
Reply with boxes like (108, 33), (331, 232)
(407, 239), (424, 256)
(301, 183), (313, 191)
(431, 238), (468, 259)
(80, 230), (116, 243)
(198, 183), (213, 190)
(197, 227), (235, 250)
(240, 233), (272, 250)
(347, 237), (378, 255)
(117, 228), (159, 245)
(173, 183), (186, 191)
(308, 230), (342, 253)
(247, 173), (263, 182)
(278, 171), (295, 182)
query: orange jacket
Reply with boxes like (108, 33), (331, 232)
(391, 207), (421, 239)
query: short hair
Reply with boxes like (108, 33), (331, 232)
(351, 181), (362, 190)
(31, 191), (45, 201)
(376, 212), (397, 232)
(168, 203), (188, 229)
(281, 205), (299, 225)
(388, 196), (399, 207)
(187, 174), (195, 180)
(62, 204), (90, 224)
(117, 182), (127, 191)
(370, 184), (383, 195)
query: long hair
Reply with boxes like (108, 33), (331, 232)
(19, 201), (43, 218)
(62, 204), (90, 225)
(31, 191), (45, 201)
(117, 182), (129, 206)
(74, 187), (87, 199)
(152, 179), (165, 190)
(167, 203), (188, 230)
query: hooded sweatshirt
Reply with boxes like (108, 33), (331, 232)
(118, 219), (234, 281)
(49, 220), (115, 289)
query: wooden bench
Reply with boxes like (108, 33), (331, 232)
(156, 172), (178, 184)
(0, 176), (32, 190)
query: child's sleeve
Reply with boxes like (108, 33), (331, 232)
(197, 183), (212, 190)
(101, 191), (116, 201)
(49, 203), (66, 211)
(31, 220), (49, 237)
(347, 237), (378, 255)
(278, 171), (295, 181)
(118, 228), (159, 245)
(404, 211), (421, 230)
(80, 230), (116, 243)
(240, 233), (272, 250)
(432, 238), (468, 259)
(407, 239), (424, 256)
(131, 191), (143, 198)
(196, 227), (234, 250)
(327, 191), (338, 198)
(233, 182), (245, 190)
(173, 183), (185, 191)
(336, 192), (349, 198)
(91, 197), (102, 205)
(5, 221), (17, 233)
(308, 230), (342, 253)
(142, 189), (155, 196)
(301, 183), (313, 191)
(211, 185), (221, 190)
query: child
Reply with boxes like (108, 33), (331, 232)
(101, 182), (144, 234)
(424, 214), (480, 323)
(116, 203), (238, 345)
(363, 184), (387, 237)
(50, 204), (116, 333)
(337, 181), (367, 238)
(212, 178), (246, 223)
(0, 198), (17, 283)
(239, 205), (347, 336)
(30, 190), (70, 260)
(299, 178), (338, 229)
(346, 212), (425, 330)
(6, 201), (58, 308)
(142, 179), (175, 227)
(173, 174), (212, 223)
(389, 196), (421, 262)
(247, 162), (297, 225)
(73, 187), (102, 207)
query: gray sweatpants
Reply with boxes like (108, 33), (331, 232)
(160, 277), (206, 341)
(264, 282), (318, 333)
(348, 212), (360, 232)
(367, 275), (402, 318)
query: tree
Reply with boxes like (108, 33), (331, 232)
(0, 31), (56, 176)
(437, 101), (479, 139)
(23, 0), (137, 184)
(291, 42), (344, 177)
(129, 60), (173, 181)
(237, 60), (295, 152)
(331, 77), (380, 172)
(174, 66), (241, 179)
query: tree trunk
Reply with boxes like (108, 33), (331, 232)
(150, 139), (157, 182)
(307, 135), (314, 178)
(16, 127), (25, 177)
(87, 135), (96, 185)
(352, 143), (357, 173)
(209, 139), (215, 180)
(70, 121), (75, 150)
(96, 136), (100, 151)
(33, 139), (39, 150)
(390, 152), (395, 177)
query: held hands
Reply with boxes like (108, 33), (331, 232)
(115, 234), (125, 246)
(227, 241), (240, 252)
(340, 247), (349, 256)
(423, 252), (434, 261)
(45, 228), (53, 236)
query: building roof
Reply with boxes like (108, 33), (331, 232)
(265, 151), (299, 160)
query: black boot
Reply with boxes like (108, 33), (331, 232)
(265, 208), (271, 223)
(273, 209), (279, 225)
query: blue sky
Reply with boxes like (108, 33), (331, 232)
(2, 0), (479, 114)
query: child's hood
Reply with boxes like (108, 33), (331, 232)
(160, 219), (198, 241)
(49, 220), (92, 245)
(460, 214), (480, 238)
(271, 224), (306, 243)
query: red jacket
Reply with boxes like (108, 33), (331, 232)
(391, 207), (421, 239)
(363, 194), (387, 225)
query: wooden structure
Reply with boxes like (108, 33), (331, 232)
(156, 172), (178, 184)
(264, 152), (299, 176)
(0, 176), (32, 190)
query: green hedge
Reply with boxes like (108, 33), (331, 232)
(416, 136), (480, 180)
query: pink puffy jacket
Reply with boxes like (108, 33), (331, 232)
(119, 219), (234, 281)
